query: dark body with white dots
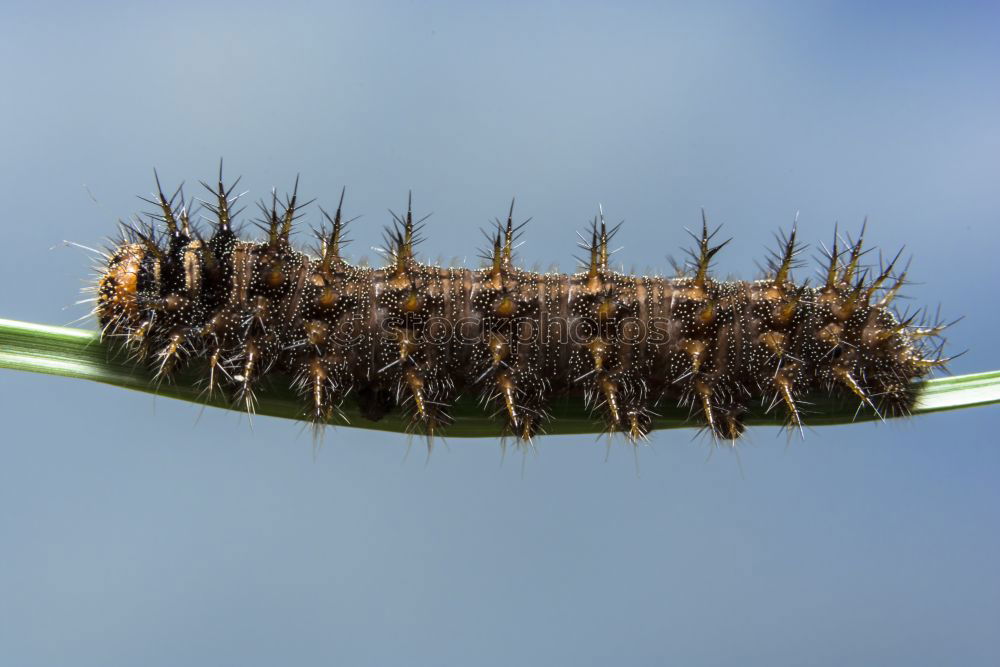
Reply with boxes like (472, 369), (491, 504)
(94, 172), (948, 441)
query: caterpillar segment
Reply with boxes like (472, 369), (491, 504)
(472, 206), (549, 441)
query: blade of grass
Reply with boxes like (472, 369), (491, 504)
(2, 317), (997, 437)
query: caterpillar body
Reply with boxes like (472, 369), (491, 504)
(94, 169), (950, 442)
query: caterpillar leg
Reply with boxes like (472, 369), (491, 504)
(773, 373), (804, 435)
(484, 367), (547, 443)
(714, 403), (747, 442)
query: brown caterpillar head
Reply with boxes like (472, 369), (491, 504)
(96, 243), (149, 330)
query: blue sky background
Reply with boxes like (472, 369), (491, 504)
(1, 1), (998, 664)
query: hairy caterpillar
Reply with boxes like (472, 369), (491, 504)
(93, 167), (952, 442)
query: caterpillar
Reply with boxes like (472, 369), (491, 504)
(93, 167), (952, 442)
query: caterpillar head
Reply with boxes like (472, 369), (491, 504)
(96, 243), (152, 333)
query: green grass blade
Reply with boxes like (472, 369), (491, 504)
(2, 317), (997, 437)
